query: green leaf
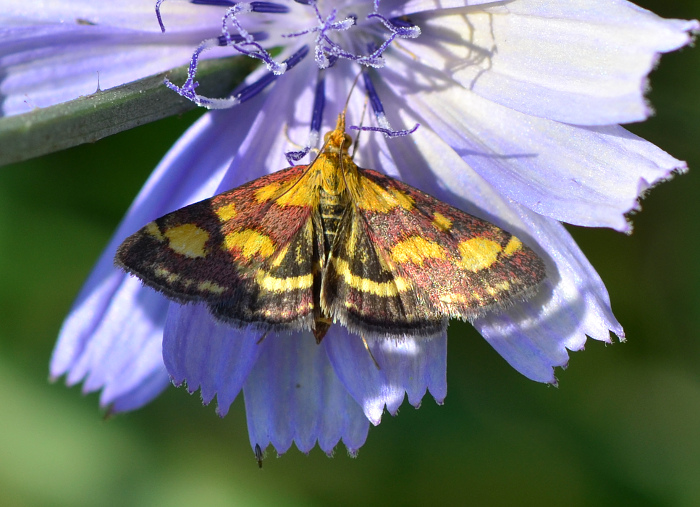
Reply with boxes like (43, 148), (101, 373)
(0, 56), (255, 167)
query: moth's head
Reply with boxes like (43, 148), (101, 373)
(323, 113), (352, 155)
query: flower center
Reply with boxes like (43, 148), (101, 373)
(160, 0), (421, 151)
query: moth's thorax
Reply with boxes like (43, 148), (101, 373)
(317, 151), (355, 256)
(318, 114), (355, 191)
(316, 151), (356, 196)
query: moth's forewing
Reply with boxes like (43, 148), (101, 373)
(116, 165), (324, 331)
(321, 167), (546, 338)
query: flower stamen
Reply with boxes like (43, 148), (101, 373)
(191, 0), (237, 6)
(350, 72), (419, 137)
(282, 2), (356, 69)
(162, 0), (423, 126)
(165, 45), (309, 108)
(155, 0), (168, 33)
(220, 2), (290, 74)
(286, 70), (326, 164)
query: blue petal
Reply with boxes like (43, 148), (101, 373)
(163, 304), (262, 414)
(383, 0), (494, 17)
(0, 24), (221, 116)
(2, 0), (222, 28)
(366, 118), (622, 384)
(108, 364), (171, 413)
(324, 327), (447, 425)
(51, 102), (252, 410)
(243, 332), (369, 456)
(52, 274), (170, 411)
(378, 59), (685, 232)
(396, 2), (698, 125)
(473, 210), (623, 384)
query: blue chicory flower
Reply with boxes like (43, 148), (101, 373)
(2, 0), (696, 457)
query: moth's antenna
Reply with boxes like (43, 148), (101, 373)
(342, 70), (364, 118)
(284, 70), (363, 202)
(337, 71), (360, 185)
(335, 70), (365, 193)
(351, 95), (369, 160)
(282, 123), (305, 150)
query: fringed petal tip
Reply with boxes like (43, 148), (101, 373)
(163, 303), (263, 415)
(167, 376), (236, 418)
(242, 332), (370, 457)
(48, 363), (169, 418)
(622, 160), (689, 234)
(250, 430), (369, 459)
(324, 329), (447, 426)
(253, 436), (364, 464)
(478, 293), (625, 387)
(385, 383), (448, 415)
(541, 327), (628, 387)
(554, 327), (627, 385)
(286, 381), (447, 457)
(430, 386), (446, 406)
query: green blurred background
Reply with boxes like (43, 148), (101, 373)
(2, 1), (699, 505)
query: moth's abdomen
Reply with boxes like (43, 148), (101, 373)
(319, 187), (347, 255)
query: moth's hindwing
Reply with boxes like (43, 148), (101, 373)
(115, 165), (323, 332)
(322, 167), (546, 338)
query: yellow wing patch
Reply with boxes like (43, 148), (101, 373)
(352, 175), (414, 213)
(255, 270), (314, 292)
(439, 293), (468, 304)
(432, 212), (452, 232)
(254, 172), (315, 207)
(457, 238), (502, 272)
(503, 236), (523, 257)
(145, 221), (165, 241)
(486, 281), (511, 297)
(164, 224), (209, 258)
(154, 266), (180, 283)
(270, 245), (290, 268)
(215, 202), (237, 222)
(390, 236), (446, 267)
(331, 257), (411, 297)
(224, 229), (275, 259)
(197, 280), (227, 294)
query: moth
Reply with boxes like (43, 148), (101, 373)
(116, 113), (546, 341)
